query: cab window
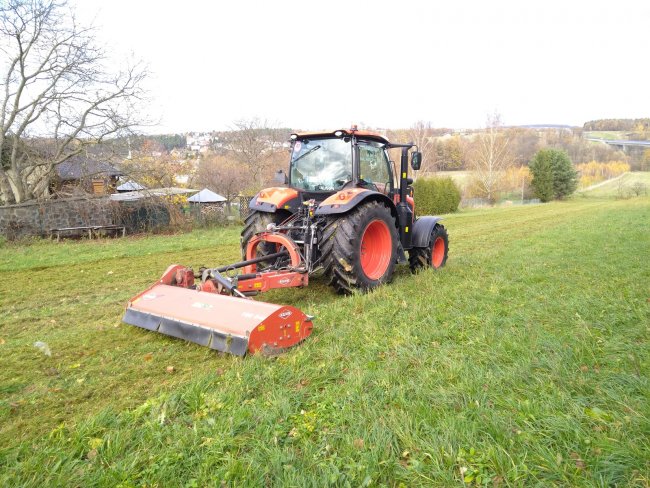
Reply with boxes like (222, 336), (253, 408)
(289, 137), (352, 191)
(359, 142), (392, 193)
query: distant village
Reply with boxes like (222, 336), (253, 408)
(48, 122), (647, 207)
(50, 128), (291, 205)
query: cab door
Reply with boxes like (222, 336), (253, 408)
(358, 141), (393, 195)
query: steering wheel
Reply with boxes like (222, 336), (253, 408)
(358, 178), (378, 192)
(335, 174), (354, 189)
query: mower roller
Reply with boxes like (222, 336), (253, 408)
(123, 126), (449, 355)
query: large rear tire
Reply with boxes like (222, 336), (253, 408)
(321, 201), (398, 294)
(408, 224), (449, 272)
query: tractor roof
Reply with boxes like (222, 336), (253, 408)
(293, 128), (390, 145)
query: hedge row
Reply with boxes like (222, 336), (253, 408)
(412, 177), (461, 215)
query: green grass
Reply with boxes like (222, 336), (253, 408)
(583, 131), (629, 141)
(1, 197), (649, 486)
(579, 172), (650, 197)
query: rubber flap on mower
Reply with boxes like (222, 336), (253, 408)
(123, 283), (313, 356)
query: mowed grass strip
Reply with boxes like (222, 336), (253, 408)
(0, 197), (648, 486)
(578, 171), (650, 197)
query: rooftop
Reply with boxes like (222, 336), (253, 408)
(56, 157), (122, 181)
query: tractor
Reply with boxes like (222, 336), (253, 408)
(123, 127), (448, 355)
(242, 126), (448, 291)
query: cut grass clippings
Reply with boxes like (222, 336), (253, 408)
(0, 196), (648, 486)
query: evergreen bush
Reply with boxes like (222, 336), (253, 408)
(530, 149), (577, 201)
(412, 177), (461, 214)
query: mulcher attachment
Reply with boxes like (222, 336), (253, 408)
(123, 281), (312, 356)
(123, 229), (314, 356)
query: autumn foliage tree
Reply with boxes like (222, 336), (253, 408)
(575, 161), (630, 187)
(120, 152), (190, 189)
(194, 154), (248, 212)
(436, 135), (467, 171)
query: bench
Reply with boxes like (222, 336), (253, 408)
(50, 225), (126, 241)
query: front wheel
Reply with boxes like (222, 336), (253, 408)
(409, 224), (449, 272)
(240, 210), (289, 265)
(321, 201), (398, 294)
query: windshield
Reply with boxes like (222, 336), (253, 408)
(290, 137), (352, 191)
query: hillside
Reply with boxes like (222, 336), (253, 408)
(578, 172), (650, 197)
(1, 196), (648, 486)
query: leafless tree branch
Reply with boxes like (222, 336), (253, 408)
(468, 112), (515, 203)
(0, 0), (148, 204)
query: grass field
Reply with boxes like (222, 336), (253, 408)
(1, 196), (649, 486)
(578, 172), (650, 198)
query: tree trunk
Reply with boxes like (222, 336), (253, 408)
(30, 171), (52, 200)
(0, 169), (15, 205)
(6, 168), (28, 203)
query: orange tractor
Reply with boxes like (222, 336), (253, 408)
(123, 127), (448, 355)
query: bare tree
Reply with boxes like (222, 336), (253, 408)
(406, 121), (438, 176)
(194, 154), (249, 212)
(630, 181), (647, 197)
(221, 118), (288, 188)
(0, 0), (147, 204)
(468, 112), (515, 203)
(387, 123), (456, 175)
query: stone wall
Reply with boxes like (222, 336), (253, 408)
(0, 196), (114, 239)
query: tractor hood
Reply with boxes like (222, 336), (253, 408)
(249, 187), (300, 212)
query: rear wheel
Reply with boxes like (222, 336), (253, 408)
(409, 224), (449, 272)
(321, 201), (398, 294)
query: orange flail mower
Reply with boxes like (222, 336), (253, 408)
(123, 127), (449, 355)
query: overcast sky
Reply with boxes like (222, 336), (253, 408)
(74, 0), (649, 133)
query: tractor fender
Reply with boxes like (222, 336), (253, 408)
(249, 187), (300, 213)
(412, 216), (444, 248)
(314, 189), (397, 218)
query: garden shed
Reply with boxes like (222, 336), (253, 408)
(188, 188), (228, 222)
(187, 188), (226, 205)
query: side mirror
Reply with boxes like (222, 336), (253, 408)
(411, 151), (422, 171)
(274, 169), (288, 185)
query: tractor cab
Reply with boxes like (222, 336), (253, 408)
(285, 128), (395, 199)
(252, 127), (423, 248)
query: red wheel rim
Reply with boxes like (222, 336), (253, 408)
(360, 219), (392, 280)
(432, 236), (445, 268)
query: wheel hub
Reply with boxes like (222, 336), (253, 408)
(359, 219), (392, 280)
